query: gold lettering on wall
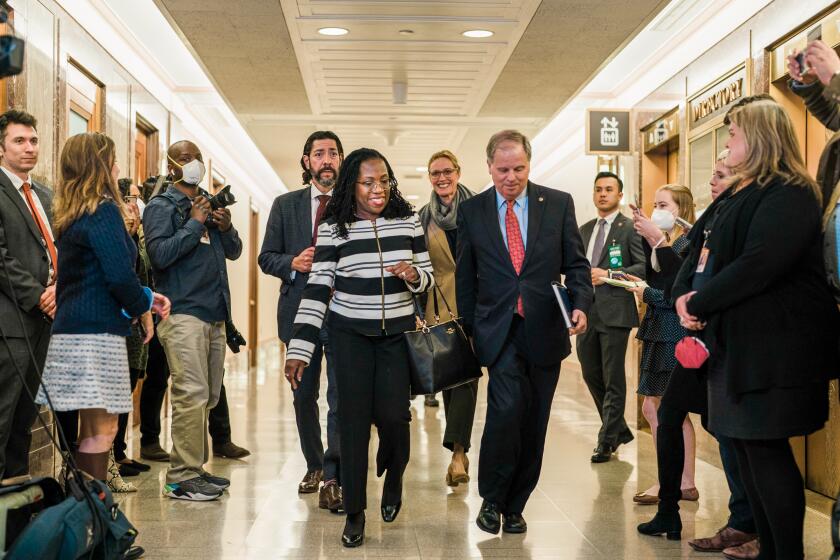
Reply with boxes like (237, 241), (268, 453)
(691, 78), (743, 123)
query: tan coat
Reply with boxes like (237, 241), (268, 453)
(424, 220), (458, 325)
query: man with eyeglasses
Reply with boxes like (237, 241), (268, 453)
(259, 131), (344, 512)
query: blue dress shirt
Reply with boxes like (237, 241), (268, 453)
(495, 187), (528, 249)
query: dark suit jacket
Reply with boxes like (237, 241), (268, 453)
(579, 212), (646, 329)
(258, 186), (316, 344)
(456, 182), (592, 367)
(0, 172), (53, 338)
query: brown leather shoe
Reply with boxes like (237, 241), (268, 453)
(298, 470), (322, 494)
(319, 482), (343, 511)
(689, 526), (757, 553)
(723, 538), (760, 559)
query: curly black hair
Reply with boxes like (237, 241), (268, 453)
(322, 148), (414, 239)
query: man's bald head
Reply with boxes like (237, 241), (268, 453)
(167, 140), (203, 181)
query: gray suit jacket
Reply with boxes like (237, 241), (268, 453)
(258, 186), (316, 344)
(0, 172), (53, 338)
(579, 212), (646, 329)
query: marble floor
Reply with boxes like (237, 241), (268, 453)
(116, 343), (836, 559)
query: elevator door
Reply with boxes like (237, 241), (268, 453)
(771, 81), (838, 498)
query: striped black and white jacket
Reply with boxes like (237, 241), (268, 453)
(286, 214), (434, 363)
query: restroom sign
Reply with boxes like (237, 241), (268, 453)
(586, 109), (631, 155)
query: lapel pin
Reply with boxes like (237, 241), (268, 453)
(538, 196), (544, 202)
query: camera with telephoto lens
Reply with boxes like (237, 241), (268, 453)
(225, 319), (246, 353)
(205, 185), (237, 226)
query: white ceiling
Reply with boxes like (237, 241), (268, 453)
(153, 0), (668, 201)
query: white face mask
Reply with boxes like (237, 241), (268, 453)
(170, 157), (205, 186)
(136, 198), (146, 219)
(651, 208), (676, 231)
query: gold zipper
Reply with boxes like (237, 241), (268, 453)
(371, 219), (386, 333)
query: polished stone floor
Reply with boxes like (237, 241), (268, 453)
(116, 343), (836, 559)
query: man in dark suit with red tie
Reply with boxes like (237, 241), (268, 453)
(259, 131), (344, 511)
(456, 130), (592, 534)
(0, 110), (56, 480)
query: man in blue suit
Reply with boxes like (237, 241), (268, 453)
(456, 130), (592, 534)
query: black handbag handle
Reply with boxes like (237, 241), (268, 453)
(412, 285), (457, 328)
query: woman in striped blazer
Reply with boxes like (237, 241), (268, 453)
(284, 148), (434, 548)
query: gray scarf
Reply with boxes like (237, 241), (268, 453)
(419, 183), (475, 232)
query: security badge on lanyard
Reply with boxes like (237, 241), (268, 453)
(608, 242), (623, 269)
(696, 231), (711, 273)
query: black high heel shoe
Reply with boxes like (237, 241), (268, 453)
(342, 512), (365, 548)
(637, 511), (682, 540)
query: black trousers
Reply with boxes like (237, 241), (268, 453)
(576, 305), (633, 447)
(113, 367), (142, 461)
(331, 324), (410, 515)
(139, 331), (169, 447)
(733, 438), (804, 559)
(478, 316), (560, 514)
(442, 380), (478, 452)
(0, 325), (49, 479)
(292, 323), (340, 481)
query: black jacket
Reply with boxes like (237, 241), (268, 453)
(0, 174), (53, 338)
(456, 182), (592, 367)
(579, 213), (646, 328)
(258, 187), (316, 344)
(673, 178), (840, 397)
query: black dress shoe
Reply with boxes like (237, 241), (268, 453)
(476, 500), (501, 534)
(342, 512), (365, 548)
(637, 511), (682, 540)
(381, 501), (401, 522)
(616, 431), (635, 448)
(503, 512), (527, 534)
(591, 443), (614, 463)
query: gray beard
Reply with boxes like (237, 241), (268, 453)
(315, 170), (336, 189)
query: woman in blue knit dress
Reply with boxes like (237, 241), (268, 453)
(36, 133), (170, 481)
(626, 184), (698, 504)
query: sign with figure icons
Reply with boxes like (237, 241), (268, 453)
(586, 109), (631, 155)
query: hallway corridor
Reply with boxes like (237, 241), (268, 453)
(117, 344), (835, 559)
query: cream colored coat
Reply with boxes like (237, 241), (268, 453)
(423, 220), (458, 325)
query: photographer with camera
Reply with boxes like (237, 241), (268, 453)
(143, 140), (242, 501)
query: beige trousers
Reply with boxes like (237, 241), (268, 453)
(158, 314), (226, 483)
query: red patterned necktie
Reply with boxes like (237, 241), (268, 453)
(505, 199), (525, 317)
(312, 194), (330, 243)
(22, 182), (58, 279)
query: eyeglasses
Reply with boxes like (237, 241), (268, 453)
(429, 168), (457, 179)
(356, 180), (392, 191)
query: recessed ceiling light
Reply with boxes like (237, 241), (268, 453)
(462, 29), (493, 38)
(406, 195), (420, 200)
(318, 27), (349, 36)
(415, 166), (427, 172)
(399, 29), (414, 36)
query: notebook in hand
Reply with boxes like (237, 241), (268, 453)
(551, 281), (573, 328)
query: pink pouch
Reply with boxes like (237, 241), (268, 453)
(674, 336), (710, 369)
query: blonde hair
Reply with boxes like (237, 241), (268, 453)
(724, 96), (819, 202)
(53, 132), (124, 237)
(657, 184), (695, 242)
(427, 150), (460, 172)
(716, 149), (729, 162)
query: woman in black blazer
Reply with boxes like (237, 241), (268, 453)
(673, 95), (840, 559)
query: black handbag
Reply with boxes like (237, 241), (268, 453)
(405, 286), (482, 396)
